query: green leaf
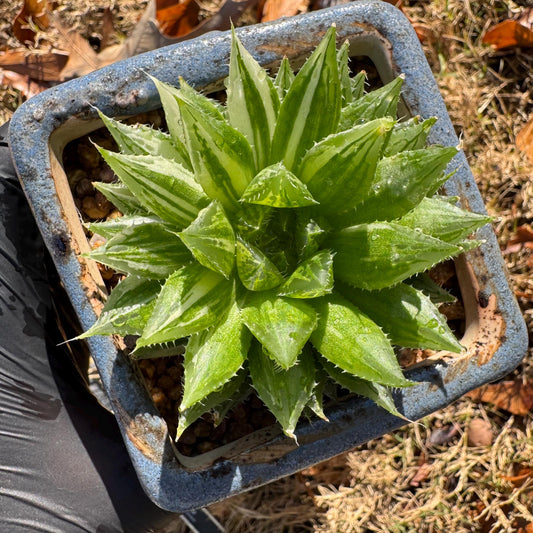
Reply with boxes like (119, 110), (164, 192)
(96, 109), (191, 168)
(383, 116), (436, 157)
(321, 357), (404, 418)
(147, 76), (193, 167)
(298, 118), (394, 213)
(339, 75), (404, 130)
(97, 148), (210, 228)
(279, 250), (334, 298)
(351, 71), (366, 100)
(310, 293), (412, 387)
(340, 282), (463, 352)
(274, 57), (295, 99)
(93, 182), (147, 215)
(294, 215), (326, 261)
(235, 203), (273, 241)
(78, 276), (161, 338)
(397, 196), (491, 244)
(337, 40), (353, 105)
(176, 369), (247, 439)
(87, 222), (191, 279)
(270, 25), (341, 171)
(179, 201), (236, 278)
(177, 89), (255, 211)
(240, 162), (318, 208)
(329, 221), (462, 290)
(236, 237), (284, 291)
(406, 272), (456, 304)
(249, 342), (315, 439)
(137, 264), (233, 347)
(306, 367), (328, 421)
(241, 291), (317, 369)
(86, 215), (164, 240)
(227, 27), (280, 169)
(348, 146), (459, 224)
(181, 303), (251, 410)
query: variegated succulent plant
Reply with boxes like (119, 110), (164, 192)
(81, 26), (490, 440)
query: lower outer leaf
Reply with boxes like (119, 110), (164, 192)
(339, 282), (463, 353)
(180, 303), (251, 411)
(248, 341), (315, 440)
(309, 293), (412, 387)
(176, 369), (247, 439)
(321, 357), (405, 419)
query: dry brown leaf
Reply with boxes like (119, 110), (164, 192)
(261, 0), (310, 23)
(156, 0), (200, 37)
(467, 418), (493, 447)
(509, 224), (533, 246)
(482, 8), (533, 50)
(466, 380), (533, 416)
(0, 70), (50, 98)
(0, 49), (68, 81)
(517, 114), (533, 164)
(410, 462), (432, 487)
(100, 7), (116, 50)
(502, 466), (533, 488)
(428, 423), (459, 446)
(12, 0), (51, 45)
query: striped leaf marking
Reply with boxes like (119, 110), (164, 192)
(177, 91), (255, 212)
(93, 181), (147, 215)
(279, 250), (334, 299)
(398, 196), (491, 244)
(294, 215), (326, 261)
(348, 146), (459, 224)
(270, 25), (341, 171)
(310, 293), (413, 387)
(181, 303), (251, 410)
(337, 40), (353, 106)
(87, 215), (164, 240)
(78, 276), (161, 338)
(298, 118), (395, 213)
(137, 263), (233, 347)
(321, 357), (403, 419)
(227, 27), (280, 169)
(96, 110), (191, 168)
(329, 221), (461, 290)
(236, 237), (284, 291)
(97, 148), (210, 228)
(248, 342), (315, 439)
(87, 222), (192, 279)
(274, 57), (295, 99)
(179, 201), (236, 279)
(241, 291), (317, 369)
(240, 162), (318, 208)
(340, 282), (463, 353)
(339, 76), (404, 131)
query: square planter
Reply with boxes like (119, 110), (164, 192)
(9, 0), (528, 512)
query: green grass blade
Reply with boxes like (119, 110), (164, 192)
(310, 293), (412, 387)
(329, 221), (461, 290)
(398, 196), (491, 243)
(87, 222), (192, 279)
(241, 291), (317, 369)
(137, 264), (233, 347)
(179, 201), (235, 278)
(180, 303), (251, 410)
(240, 162), (318, 208)
(298, 118), (394, 213)
(227, 27), (280, 169)
(97, 148), (210, 228)
(78, 276), (161, 338)
(270, 25), (341, 171)
(279, 250), (334, 299)
(249, 341), (315, 440)
(340, 282), (463, 352)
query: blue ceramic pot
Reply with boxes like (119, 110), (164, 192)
(9, 0), (527, 512)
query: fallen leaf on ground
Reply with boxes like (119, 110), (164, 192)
(410, 462), (432, 487)
(0, 70), (50, 97)
(482, 7), (533, 50)
(156, 0), (200, 37)
(502, 466), (533, 488)
(467, 418), (493, 447)
(100, 7), (116, 50)
(517, 115), (533, 164)
(261, 0), (310, 23)
(12, 0), (50, 45)
(0, 49), (68, 81)
(428, 423), (460, 446)
(466, 380), (533, 416)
